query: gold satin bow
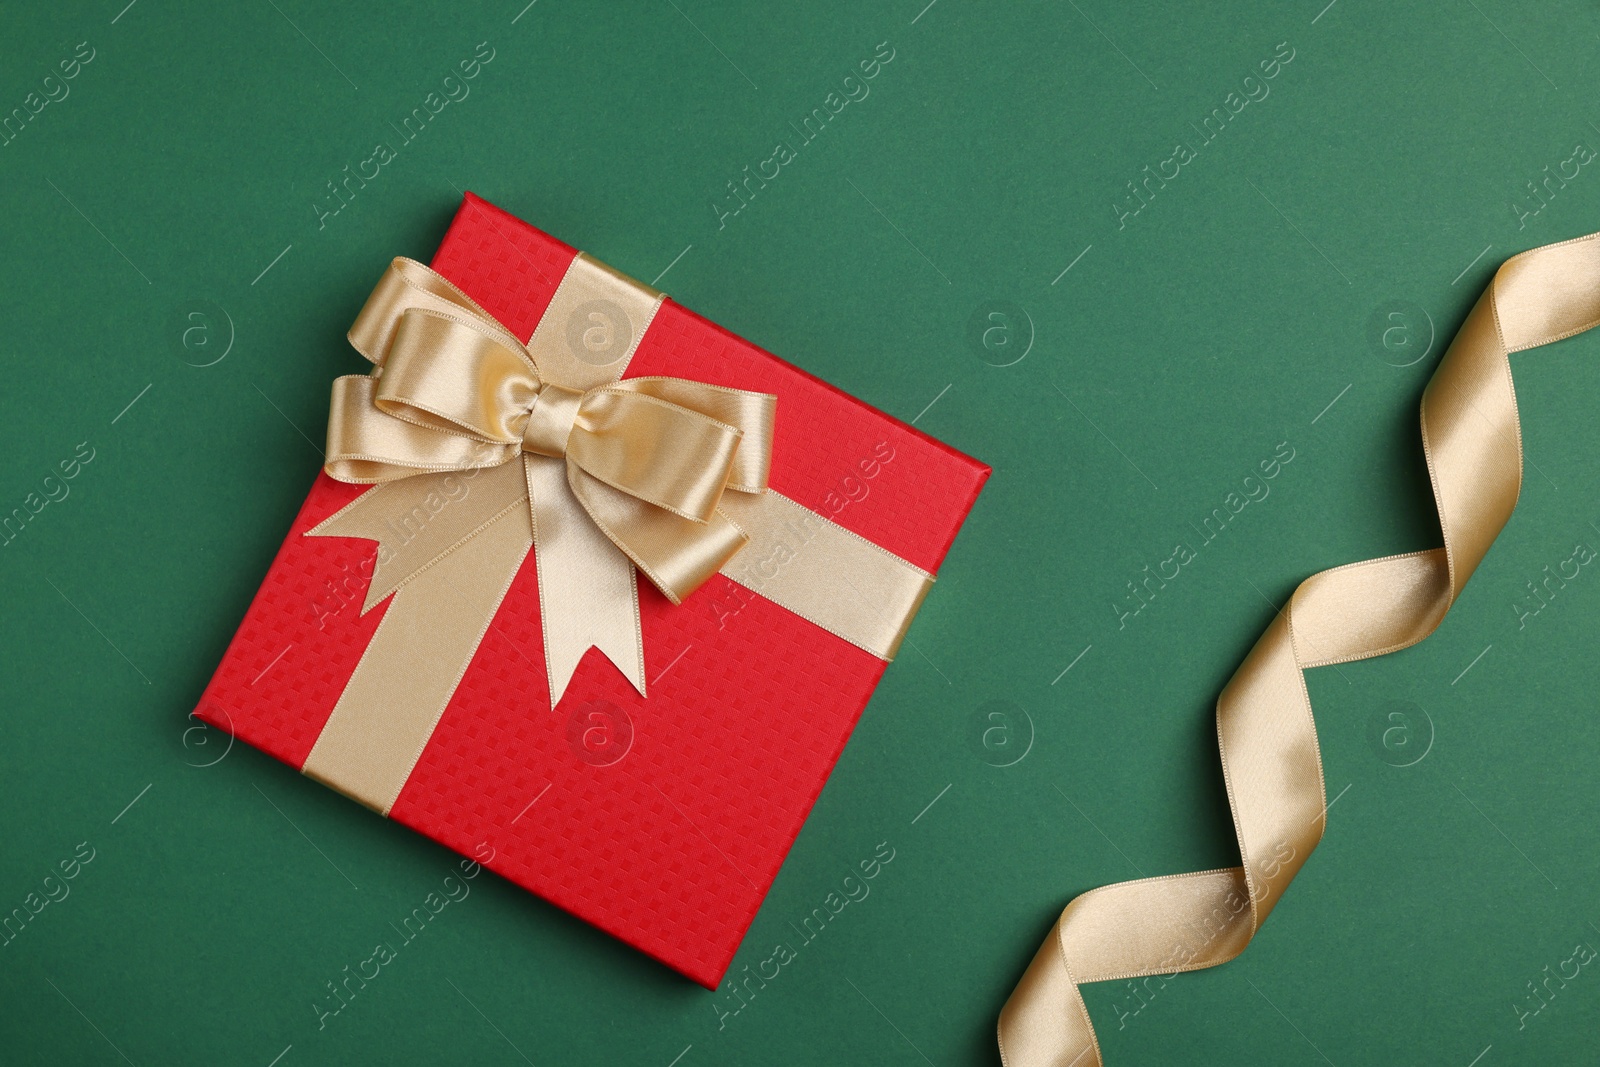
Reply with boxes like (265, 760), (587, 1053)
(317, 257), (775, 715)
(998, 231), (1600, 1066)
(328, 256), (776, 606)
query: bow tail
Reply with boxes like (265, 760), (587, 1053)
(302, 465), (537, 814)
(524, 454), (648, 708)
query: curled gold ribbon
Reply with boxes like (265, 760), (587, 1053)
(999, 230), (1600, 1066)
(299, 251), (936, 816)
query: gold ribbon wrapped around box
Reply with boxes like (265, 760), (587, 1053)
(302, 253), (933, 816)
(997, 232), (1600, 1067)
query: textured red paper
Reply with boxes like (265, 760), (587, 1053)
(196, 193), (988, 987)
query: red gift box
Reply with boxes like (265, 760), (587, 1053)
(196, 193), (988, 987)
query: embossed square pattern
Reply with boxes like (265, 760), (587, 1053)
(196, 193), (989, 988)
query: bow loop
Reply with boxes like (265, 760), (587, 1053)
(375, 307), (541, 443)
(566, 388), (743, 523)
(567, 470), (749, 603)
(348, 257), (526, 366)
(610, 377), (776, 493)
(326, 374), (512, 483)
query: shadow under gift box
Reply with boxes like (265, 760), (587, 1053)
(195, 192), (988, 988)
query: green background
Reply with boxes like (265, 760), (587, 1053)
(3, 1), (1598, 1064)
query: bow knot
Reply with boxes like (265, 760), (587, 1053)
(520, 383), (584, 459)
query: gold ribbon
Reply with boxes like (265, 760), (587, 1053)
(998, 230), (1600, 1066)
(300, 252), (935, 815)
